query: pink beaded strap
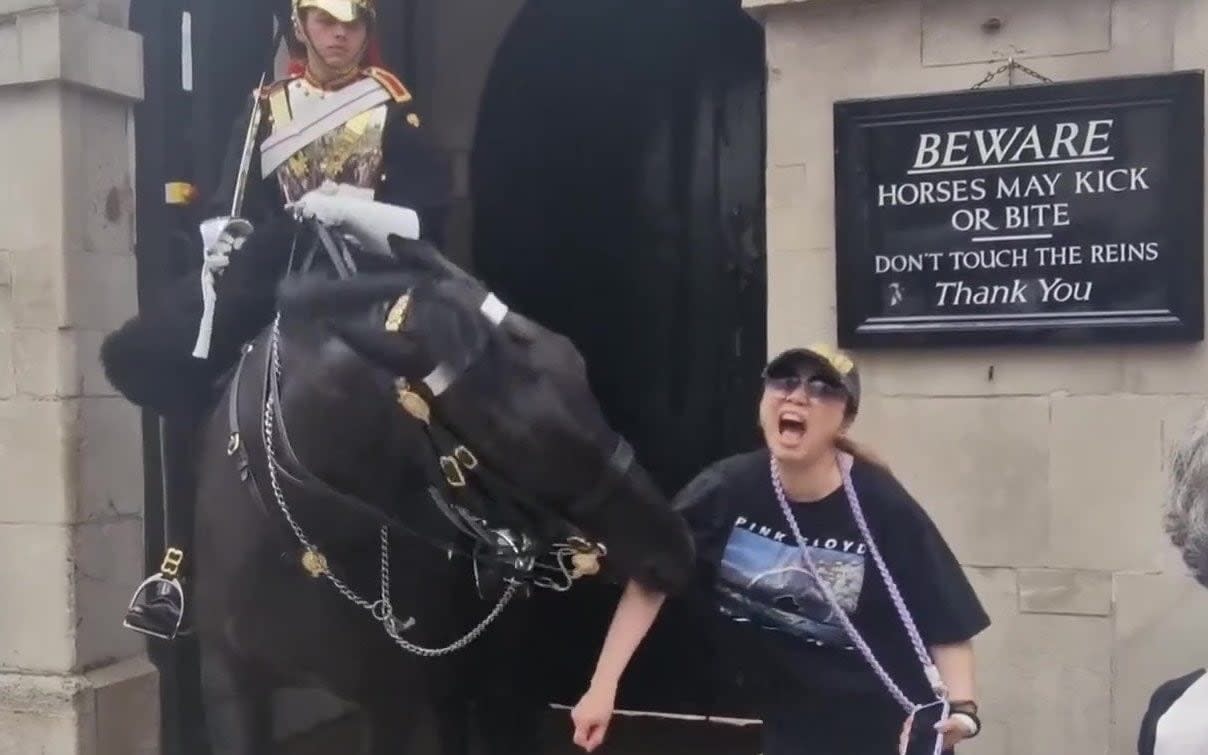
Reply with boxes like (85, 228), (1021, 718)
(769, 452), (946, 715)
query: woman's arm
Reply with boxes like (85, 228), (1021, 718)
(570, 579), (667, 751)
(930, 640), (980, 746)
(931, 640), (976, 701)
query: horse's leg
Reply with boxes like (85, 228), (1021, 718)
(474, 684), (545, 755)
(432, 692), (472, 755)
(365, 700), (425, 755)
(199, 642), (274, 755)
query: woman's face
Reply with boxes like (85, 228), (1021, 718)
(298, 10), (368, 72)
(758, 361), (850, 466)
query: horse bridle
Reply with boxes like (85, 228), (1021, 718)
(382, 288), (637, 577)
(226, 219), (635, 654)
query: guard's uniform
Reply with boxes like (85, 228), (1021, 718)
(109, 0), (452, 640)
(214, 65), (450, 245)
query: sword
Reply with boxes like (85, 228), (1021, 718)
(229, 73), (267, 218)
(193, 24), (284, 359)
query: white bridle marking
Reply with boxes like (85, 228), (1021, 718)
(481, 293), (509, 326)
(423, 292), (510, 397)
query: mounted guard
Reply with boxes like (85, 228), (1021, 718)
(111, 0), (453, 641)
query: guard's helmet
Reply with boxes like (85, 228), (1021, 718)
(291, 0), (375, 24)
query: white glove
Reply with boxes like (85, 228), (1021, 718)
(287, 184), (421, 258)
(191, 217), (253, 359)
(199, 217), (254, 275)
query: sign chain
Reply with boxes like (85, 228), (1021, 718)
(971, 49), (1055, 89)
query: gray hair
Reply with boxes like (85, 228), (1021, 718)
(1167, 407), (1208, 589)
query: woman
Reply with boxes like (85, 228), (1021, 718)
(571, 345), (991, 754)
(1138, 410), (1208, 754)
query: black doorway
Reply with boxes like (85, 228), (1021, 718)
(471, 0), (768, 716)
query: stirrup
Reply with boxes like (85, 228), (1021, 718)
(123, 575), (190, 641)
(122, 547), (191, 641)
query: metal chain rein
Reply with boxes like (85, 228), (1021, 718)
(261, 316), (516, 657)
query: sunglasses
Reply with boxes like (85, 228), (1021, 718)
(764, 373), (848, 402)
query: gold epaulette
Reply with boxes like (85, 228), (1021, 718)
(258, 75), (301, 128)
(364, 66), (413, 104)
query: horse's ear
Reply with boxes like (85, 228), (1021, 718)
(387, 235), (472, 281)
(277, 272), (423, 317)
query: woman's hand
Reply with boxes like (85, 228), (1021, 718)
(934, 714), (976, 749)
(570, 681), (618, 752)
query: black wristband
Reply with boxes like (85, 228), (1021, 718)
(949, 709), (981, 738)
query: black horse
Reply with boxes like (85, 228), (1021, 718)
(109, 222), (695, 753)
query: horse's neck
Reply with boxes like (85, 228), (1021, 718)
(274, 324), (426, 496)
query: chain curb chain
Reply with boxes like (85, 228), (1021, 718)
(770, 454), (945, 715)
(971, 57), (1054, 90)
(262, 316), (516, 658)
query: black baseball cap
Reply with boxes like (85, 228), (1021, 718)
(764, 343), (862, 417)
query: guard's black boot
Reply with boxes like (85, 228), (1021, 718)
(123, 549), (191, 641)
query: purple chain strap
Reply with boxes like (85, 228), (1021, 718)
(769, 452), (946, 714)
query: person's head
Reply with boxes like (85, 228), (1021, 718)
(291, 0), (374, 79)
(759, 344), (862, 468)
(1166, 409), (1208, 589)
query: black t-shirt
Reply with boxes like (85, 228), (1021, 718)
(674, 449), (991, 706)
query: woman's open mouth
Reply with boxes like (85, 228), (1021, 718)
(778, 412), (807, 445)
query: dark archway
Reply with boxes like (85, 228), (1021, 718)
(471, 0), (768, 716)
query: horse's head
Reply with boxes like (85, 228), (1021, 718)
(279, 237), (695, 594)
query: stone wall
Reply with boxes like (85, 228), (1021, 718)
(0, 1), (157, 752)
(745, 1), (1208, 753)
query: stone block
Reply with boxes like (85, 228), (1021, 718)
(1017, 568), (1112, 617)
(9, 245), (67, 330)
(1159, 396), (1208, 469)
(63, 250), (136, 332)
(87, 657), (159, 755)
(73, 517), (144, 670)
(855, 396), (1050, 568)
(1173, 0), (1208, 69)
(957, 567), (1013, 755)
(0, 398), (70, 524)
(0, 523), (75, 672)
(1047, 397), (1168, 572)
(75, 396), (142, 522)
(0, 8), (142, 100)
(766, 248), (836, 352)
(0, 671), (89, 755)
(921, 0), (1111, 67)
(12, 328), (77, 398)
(10, 328), (120, 399)
(1112, 574), (1208, 755)
(0, 250), (12, 330)
(74, 328), (117, 397)
(1118, 344), (1208, 396)
(766, 163), (808, 211)
(0, 343), (13, 400)
(962, 568), (1112, 755)
(856, 347), (1126, 398)
(764, 0), (924, 166)
(62, 89), (135, 259)
(0, 87), (65, 255)
(0, 659), (158, 755)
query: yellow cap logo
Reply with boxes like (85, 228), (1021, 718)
(807, 343), (855, 376)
